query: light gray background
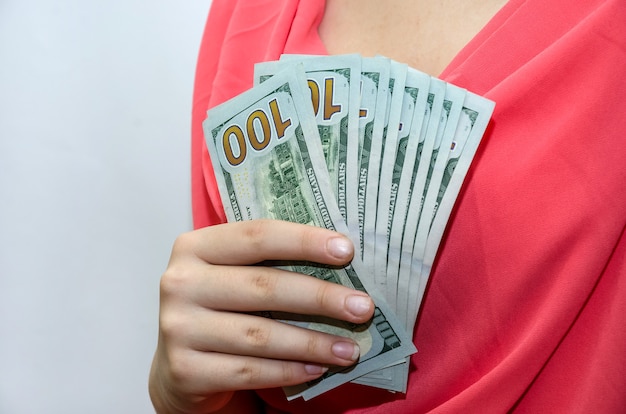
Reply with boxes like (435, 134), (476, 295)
(0, 1), (211, 412)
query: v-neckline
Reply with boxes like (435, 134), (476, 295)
(287, 0), (521, 79)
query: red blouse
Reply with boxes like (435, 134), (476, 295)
(191, 0), (626, 412)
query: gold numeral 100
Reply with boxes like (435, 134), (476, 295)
(307, 78), (342, 121)
(222, 98), (292, 167)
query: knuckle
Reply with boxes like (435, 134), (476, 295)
(161, 232), (203, 300)
(159, 267), (191, 300)
(305, 333), (321, 356)
(237, 360), (263, 385)
(281, 362), (296, 383)
(171, 231), (196, 257)
(299, 226), (317, 256)
(315, 281), (334, 310)
(251, 271), (277, 301)
(158, 311), (188, 342)
(242, 220), (270, 250)
(244, 326), (271, 348)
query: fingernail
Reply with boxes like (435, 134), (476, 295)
(304, 364), (328, 375)
(346, 295), (372, 317)
(332, 341), (360, 361)
(327, 237), (352, 260)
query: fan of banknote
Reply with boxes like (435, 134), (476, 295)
(202, 54), (495, 400)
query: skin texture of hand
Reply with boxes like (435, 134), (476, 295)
(149, 220), (375, 413)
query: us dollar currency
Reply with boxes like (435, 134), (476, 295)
(367, 77), (445, 394)
(351, 57), (390, 258)
(387, 78), (446, 326)
(362, 60), (407, 274)
(259, 55), (362, 250)
(203, 67), (416, 401)
(279, 55), (406, 392)
(407, 92), (496, 331)
(348, 57), (406, 391)
(356, 69), (436, 392)
(396, 83), (467, 326)
(386, 78), (446, 319)
(351, 69), (432, 393)
(374, 68), (431, 303)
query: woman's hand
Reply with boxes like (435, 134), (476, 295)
(149, 220), (375, 413)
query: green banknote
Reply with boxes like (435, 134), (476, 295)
(408, 92), (495, 331)
(374, 68), (430, 303)
(205, 53), (495, 397)
(386, 78), (446, 320)
(352, 69), (431, 393)
(396, 82), (467, 326)
(362, 61), (407, 274)
(351, 57), (390, 257)
(203, 67), (416, 401)
(257, 55), (361, 243)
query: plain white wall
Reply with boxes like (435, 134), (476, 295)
(0, 1), (211, 412)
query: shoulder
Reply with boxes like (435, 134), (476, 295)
(200, 0), (307, 106)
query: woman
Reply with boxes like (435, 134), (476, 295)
(150, 0), (626, 412)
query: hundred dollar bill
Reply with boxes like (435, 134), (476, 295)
(353, 70), (431, 393)
(374, 68), (430, 302)
(407, 92), (496, 331)
(386, 78), (446, 318)
(351, 57), (390, 257)
(347, 57), (391, 259)
(348, 57), (405, 392)
(203, 67), (416, 401)
(259, 55), (362, 249)
(362, 60), (407, 274)
(396, 82), (467, 325)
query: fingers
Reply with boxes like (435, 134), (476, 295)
(171, 310), (361, 366)
(166, 350), (331, 395)
(159, 308), (359, 397)
(174, 220), (354, 267)
(159, 306), (360, 398)
(155, 219), (373, 404)
(163, 264), (373, 324)
(164, 220), (373, 324)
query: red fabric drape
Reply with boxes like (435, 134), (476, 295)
(191, 1), (626, 412)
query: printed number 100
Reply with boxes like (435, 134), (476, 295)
(222, 98), (292, 167)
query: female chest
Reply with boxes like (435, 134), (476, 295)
(318, 0), (508, 75)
